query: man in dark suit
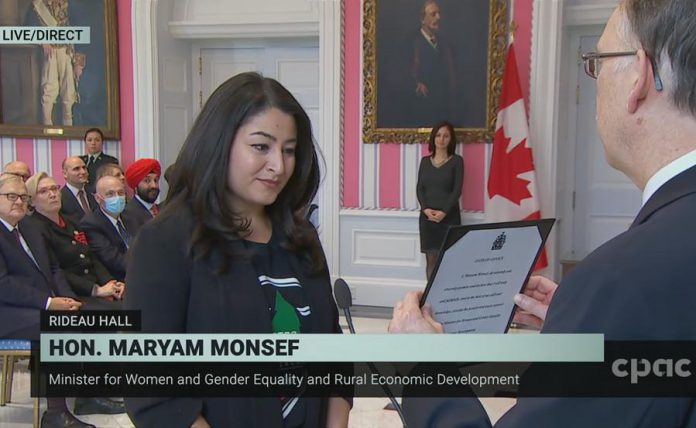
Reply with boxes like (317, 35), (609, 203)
(80, 128), (119, 193)
(123, 158), (161, 236)
(389, 1), (696, 426)
(0, 173), (123, 427)
(60, 156), (97, 224)
(0, 174), (81, 338)
(406, 0), (456, 127)
(80, 175), (137, 281)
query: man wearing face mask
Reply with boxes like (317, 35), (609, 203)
(79, 176), (137, 281)
(123, 158), (161, 236)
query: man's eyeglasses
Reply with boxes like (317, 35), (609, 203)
(36, 185), (62, 196)
(582, 51), (663, 91)
(0, 193), (30, 203)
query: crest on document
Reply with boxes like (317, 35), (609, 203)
(491, 232), (506, 251)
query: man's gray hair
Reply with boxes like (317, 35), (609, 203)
(0, 173), (24, 192)
(622, 0), (696, 116)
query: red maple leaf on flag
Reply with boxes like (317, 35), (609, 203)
(487, 128), (535, 205)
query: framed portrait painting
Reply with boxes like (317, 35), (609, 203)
(0, 0), (120, 139)
(362, 0), (508, 143)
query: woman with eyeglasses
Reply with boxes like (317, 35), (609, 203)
(25, 172), (124, 303)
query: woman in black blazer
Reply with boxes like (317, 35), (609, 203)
(124, 72), (350, 428)
(25, 171), (124, 302)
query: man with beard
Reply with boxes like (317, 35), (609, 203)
(124, 158), (161, 236)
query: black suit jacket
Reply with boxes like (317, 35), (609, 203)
(79, 209), (137, 281)
(60, 185), (96, 225)
(28, 213), (114, 296)
(0, 218), (76, 339)
(123, 207), (343, 427)
(403, 165), (696, 427)
(80, 152), (119, 193)
(123, 197), (157, 237)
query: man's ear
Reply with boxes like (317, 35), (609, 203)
(627, 49), (652, 113)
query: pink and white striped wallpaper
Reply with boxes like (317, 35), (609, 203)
(2, 0), (533, 207)
(0, 1), (135, 186)
(341, 0), (534, 211)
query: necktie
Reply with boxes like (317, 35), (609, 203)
(86, 155), (94, 168)
(12, 228), (41, 270)
(11, 228), (22, 248)
(77, 189), (90, 212)
(116, 219), (131, 248)
(150, 204), (159, 217)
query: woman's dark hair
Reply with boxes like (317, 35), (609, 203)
(83, 128), (104, 141)
(163, 72), (322, 272)
(427, 121), (456, 156)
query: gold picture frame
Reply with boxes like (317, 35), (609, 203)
(362, 0), (508, 144)
(0, 0), (120, 139)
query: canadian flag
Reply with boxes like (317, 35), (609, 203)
(485, 44), (547, 270)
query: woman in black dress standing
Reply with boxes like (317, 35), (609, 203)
(416, 121), (464, 280)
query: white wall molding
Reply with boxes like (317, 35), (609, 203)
(169, 22), (320, 40)
(317, 0), (342, 274)
(132, 0), (159, 160)
(462, 210), (485, 224)
(339, 212), (424, 279)
(529, 0), (564, 280)
(340, 208), (419, 218)
(339, 208), (484, 220)
(352, 228), (421, 268)
(334, 276), (425, 307)
(170, 0), (319, 39)
(564, 4), (615, 27)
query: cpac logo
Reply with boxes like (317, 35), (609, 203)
(612, 358), (692, 384)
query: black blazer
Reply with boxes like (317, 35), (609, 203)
(80, 152), (119, 193)
(404, 166), (696, 427)
(28, 212), (114, 296)
(0, 218), (76, 339)
(79, 209), (137, 281)
(124, 208), (343, 428)
(60, 185), (96, 225)
(123, 197), (157, 237)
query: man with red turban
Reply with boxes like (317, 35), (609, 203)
(124, 158), (161, 236)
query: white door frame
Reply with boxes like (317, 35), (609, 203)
(132, 0), (159, 160)
(131, 1), (342, 274)
(529, 0), (564, 279)
(530, 0), (617, 279)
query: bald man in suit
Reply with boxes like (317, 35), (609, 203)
(80, 176), (138, 281)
